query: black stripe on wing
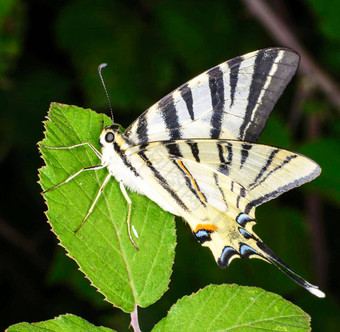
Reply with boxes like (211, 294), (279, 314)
(160, 95), (182, 140)
(238, 48), (300, 142)
(228, 56), (243, 107)
(179, 83), (194, 121)
(250, 148), (280, 186)
(173, 160), (207, 207)
(240, 143), (252, 169)
(138, 150), (189, 212)
(165, 140), (183, 158)
(186, 140), (200, 162)
(214, 173), (228, 208)
(244, 164), (320, 214)
(249, 154), (297, 190)
(238, 49), (279, 140)
(208, 66), (225, 139)
(217, 142), (232, 176)
(135, 111), (148, 145)
(236, 187), (246, 209)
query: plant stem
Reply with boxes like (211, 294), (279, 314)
(130, 304), (141, 332)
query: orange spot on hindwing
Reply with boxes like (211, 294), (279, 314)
(194, 223), (217, 233)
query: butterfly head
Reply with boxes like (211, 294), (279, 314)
(99, 124), (120, 146)
(99, 124), (134, 172)
(99, 124), (132, 154)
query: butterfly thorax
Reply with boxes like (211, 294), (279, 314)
(99, 125), (144, 194)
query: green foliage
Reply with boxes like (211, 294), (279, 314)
(154, 285), (310, 331)
(7, 314), (115, 332)
(7, 286), (312, 331)
(38, 104), (176, 312)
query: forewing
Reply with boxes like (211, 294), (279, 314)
(125, 48), (299, 144)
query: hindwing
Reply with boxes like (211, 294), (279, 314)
(124, 139), (323, 296)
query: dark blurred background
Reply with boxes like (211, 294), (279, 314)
(1, 0), (339, 331)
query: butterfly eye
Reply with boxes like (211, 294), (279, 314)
(105, 132), (115, 143)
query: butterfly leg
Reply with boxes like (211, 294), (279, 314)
(43, 164), (105, 193)
(74, 173), (111, 234)
(41, 142), (103, 192)
(119, 181), (139, 251)
(40, 142), (102, 159)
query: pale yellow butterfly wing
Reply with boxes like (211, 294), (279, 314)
(125, 139), (323, 297)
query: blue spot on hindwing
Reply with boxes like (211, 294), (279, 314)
(194, 229), (212, 244)
(238, 228), (253, 239)
(196, 230), (209, 239)
(236, 213), (254, 227)
(239, 244), (258, 258)
(217, 246), (238, 268)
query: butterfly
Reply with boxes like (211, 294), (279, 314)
(41, 47), (325, 298)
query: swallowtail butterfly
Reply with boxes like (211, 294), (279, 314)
(42, 48), (325, 297)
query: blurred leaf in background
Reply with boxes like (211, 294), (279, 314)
(0, 0), (25, 87)
(306, 0), (340, 72)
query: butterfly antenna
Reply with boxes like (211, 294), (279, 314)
(98, 63), (114, 124)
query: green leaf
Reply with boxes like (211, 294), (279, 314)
(6, 314), (115, 331)
(38, 103), (176, 312)
(153, 284), (311, 331)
